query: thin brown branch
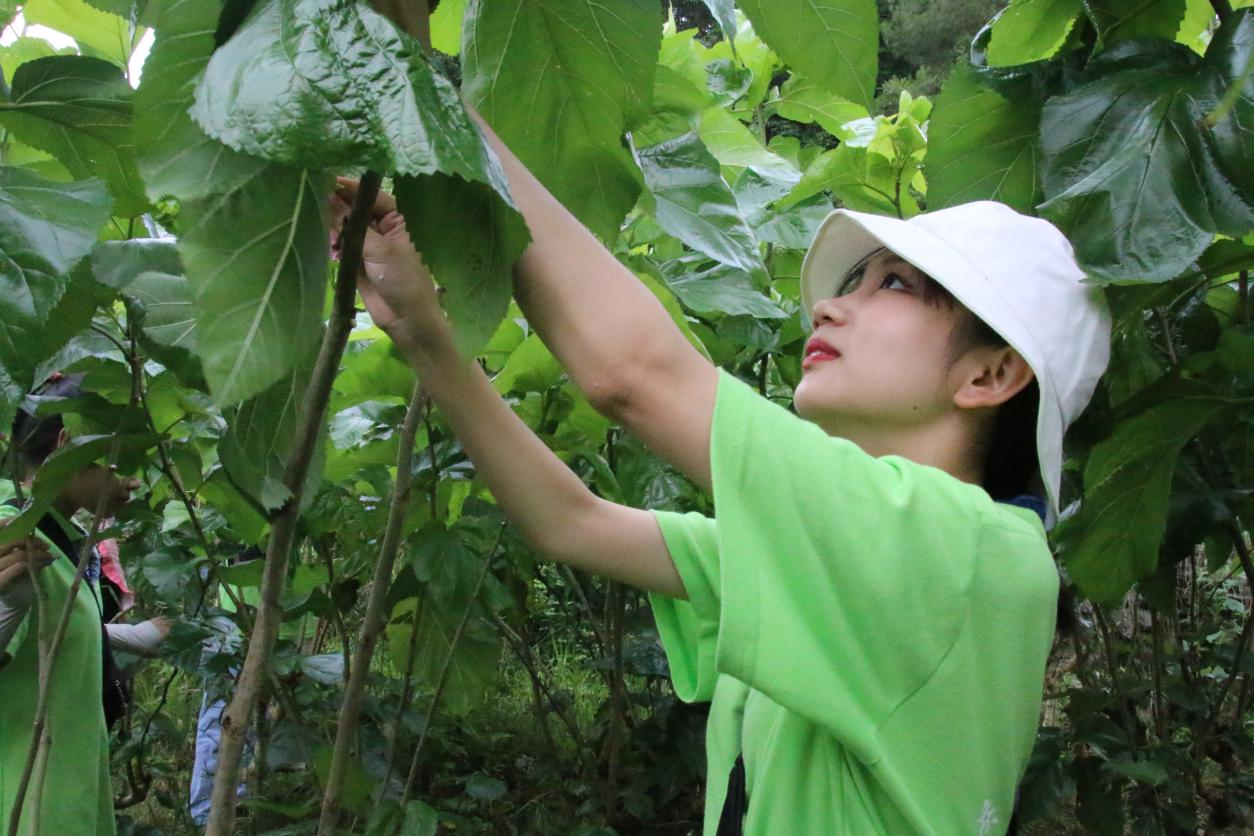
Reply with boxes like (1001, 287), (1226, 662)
(317, 384), (426, 835)
(204, 169), (384, 836)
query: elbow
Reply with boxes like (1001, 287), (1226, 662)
(582, 371), (637, 425)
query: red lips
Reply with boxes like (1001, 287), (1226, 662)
(802, 336), (841, 370)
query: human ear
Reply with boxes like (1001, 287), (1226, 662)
(952, 346), (1034, 410)
(55, 427), (71, 449)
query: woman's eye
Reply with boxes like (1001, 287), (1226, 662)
(881, 273), (910, 291)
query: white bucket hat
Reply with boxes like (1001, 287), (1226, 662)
(800, 200), (1111, 527)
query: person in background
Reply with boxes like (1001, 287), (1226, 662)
(0, 373), (168, 835)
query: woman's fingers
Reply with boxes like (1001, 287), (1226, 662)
(334, 175), (398, 217)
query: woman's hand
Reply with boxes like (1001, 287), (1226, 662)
(331, 178), (451, 354)
(0, 535), (54, 600)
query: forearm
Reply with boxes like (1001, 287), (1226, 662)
(106, 620), (165, 657)
(395, 330), (683, 595)
(471, 112), (705, 408)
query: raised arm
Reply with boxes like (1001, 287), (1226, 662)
(334, 195), (685, 597)
(469, 114), (718, 493)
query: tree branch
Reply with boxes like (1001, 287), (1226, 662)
(204, 170), (384, 836)
(317, 384), (426, 835)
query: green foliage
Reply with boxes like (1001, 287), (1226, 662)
(177, 164), (328, 405)
(739, 0), (879, 108)
(986, 0), (1080, 66)
(1039, 15), (1254, 280)
(394, 173), (530, 357)
(0, 1), (1250, 832)
(637, 131), (765, 277)
(460, 0), (662, 241)
(0, 56), (147, 215)
(925, 62), (1040, 211)
(1056, 387), (1232, 606)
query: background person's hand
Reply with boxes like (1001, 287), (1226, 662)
(331, 178), (448, 352)
(148, 615), (174, 642)
(0, 535), (54, 599)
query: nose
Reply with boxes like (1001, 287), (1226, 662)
(810, 295), (851, 331)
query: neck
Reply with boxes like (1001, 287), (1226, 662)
(825, 411), (986, 487)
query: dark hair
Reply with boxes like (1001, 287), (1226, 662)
(9, 373), (85, 474)
(834, 249), (1041, 501)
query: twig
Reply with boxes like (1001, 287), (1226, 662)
(317, 384), (427, 835)
(312, 536), (353, 683)
(204, 169), (384, 836)
(378, 595), (424, 802)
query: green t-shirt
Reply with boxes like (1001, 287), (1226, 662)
(648, 370), (1057, 835)
(0, 484), (116, 835)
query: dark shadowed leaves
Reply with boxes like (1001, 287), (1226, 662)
(1056, 389), (1231, 605)
(1039, 18), (1254, 281)
(394, 173), (531, 357)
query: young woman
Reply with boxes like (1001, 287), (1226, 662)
(333, 114), (1109, 833)
(0, 374), (166, 835)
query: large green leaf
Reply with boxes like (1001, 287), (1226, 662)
(925, 63), (1042, 212)
(0, 55), (146, 215)
(22, 0), (144, 66)
(90, 238), (181, 290)
(178, 164), (329, 406)
(0, 36), (68, 86)
(637, 131), (764, 277)
(698, 106), (799, 180)
(773, 74), (868, 140)
(0, 168), (110, 331)
(987, 0), (1082, 66)
(0, 169), (112, 398)
(1083, 0), (1189, 46)
(737, 0), (878, 110)
(127, 271), (196, 357)
(394, 172), (531, 358)
(193, 0), (500, 183)
(96, 238), (203, 384)
(429, 0), (466, 55)
(0, 265), (109, 428)
(1207, 10), (1254, 203)
(461, 0), (662, 241)
(1057, 392), (1230, 605)
(133, 0), (266, 201)
(663, 262), (785, 320)
(1039, 25), (1254, 281)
